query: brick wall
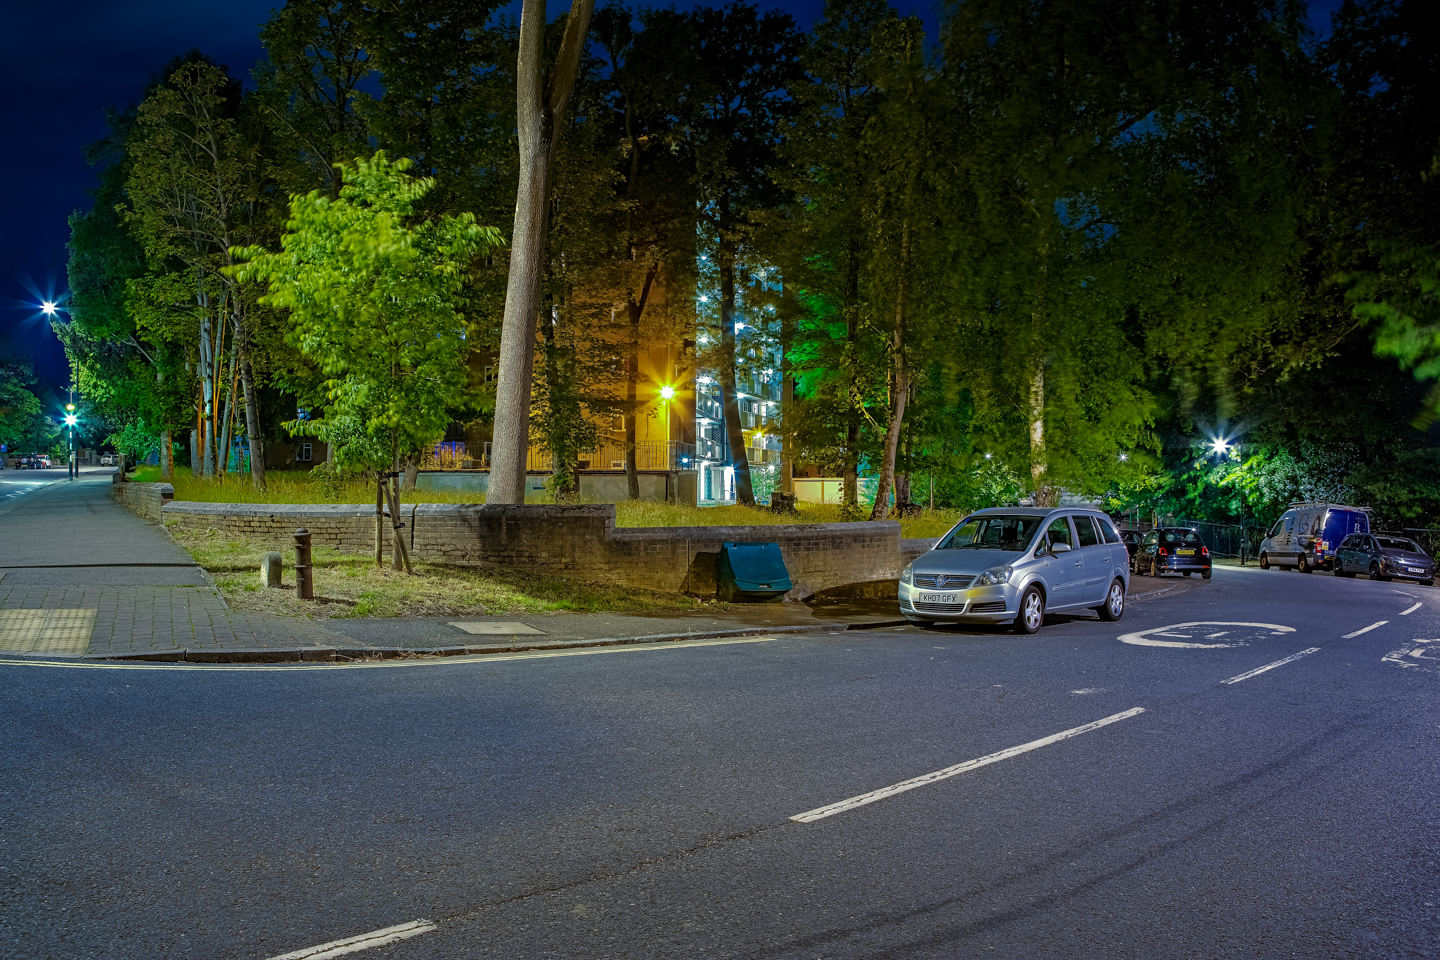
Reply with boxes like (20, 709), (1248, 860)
(109, 479), (174, 521)
(125, 496), (937, 599)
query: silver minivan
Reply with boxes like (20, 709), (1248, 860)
(899, 507), (1131, 633)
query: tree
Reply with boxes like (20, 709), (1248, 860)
(233, 153), (501, 569)
(685, 3), (805, 506)
(0, 356), (46, 455)
(125, 56), (275, 487)
(488, 0), (597, 505)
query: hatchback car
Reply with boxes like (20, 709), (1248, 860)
(1333, 533), (1433, 585)
(1133, 527), (1212, 579)
(899, 507), (1130, 634)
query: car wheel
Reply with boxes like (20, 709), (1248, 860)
(1297, 554), (1310, 574)
(1096, 578), (1125, 622)
(1202, 569), (1212, 580)
(1335, 561), (1354, 578)
(1369, 562), (1389, 582)
(1014, 585), (1045, 634)
(1422, 580), (1435, 587)
(1259, 553), (1270, 570)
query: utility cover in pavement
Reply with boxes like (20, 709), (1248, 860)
(449, 621), (546, 635)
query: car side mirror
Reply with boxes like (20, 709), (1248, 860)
(1051, 541), (1072, 554)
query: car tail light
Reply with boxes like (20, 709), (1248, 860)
(1158, 547), (1167, 556)
(1201, 546), (1209, 557)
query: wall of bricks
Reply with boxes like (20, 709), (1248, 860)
(118, 491), (937, 598)
(108, 479), (174, 521)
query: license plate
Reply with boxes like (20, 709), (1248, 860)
(1410, 567), (1425, 574)
(1177, 549), (1195, 556)
(919, 592), (962, 604)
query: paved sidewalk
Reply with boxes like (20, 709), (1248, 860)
(0, 475), (1192, 663)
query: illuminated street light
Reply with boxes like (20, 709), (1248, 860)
(1119, 452), (1129, 462)
(660, 385), (675, 400)
(42, 301), (58, 316)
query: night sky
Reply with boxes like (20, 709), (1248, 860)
(0, 0), (1342, 407)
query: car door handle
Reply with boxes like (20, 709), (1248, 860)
(1074, 560), (1083, 567)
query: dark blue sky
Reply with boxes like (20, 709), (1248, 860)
(0, 0), (1342, 403)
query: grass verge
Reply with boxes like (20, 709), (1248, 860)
(132, 466), (962, 538)
(172, 527), (720, 620)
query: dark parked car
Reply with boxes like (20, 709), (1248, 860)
(1333, 533), (1434, 585)
(1133, 527), (1212, 579)
(1119, 529), (1142, 562)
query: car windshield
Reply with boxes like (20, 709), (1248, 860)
(1377, 537), (1423, 554)
(938, 515), (1045, 551)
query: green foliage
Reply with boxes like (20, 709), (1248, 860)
(233, 152), (502, 470)
(0, 357), (48, 454)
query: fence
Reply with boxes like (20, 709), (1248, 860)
(1114, 515), (1258, 560)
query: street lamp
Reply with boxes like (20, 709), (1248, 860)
(64, 404), (78, 480)
(1209, 435), (1244, 563)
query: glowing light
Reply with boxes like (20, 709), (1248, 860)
(735, 322), (745, 331)
(1119, 452), (1129, 462)
(1211, 438), (1230, 455)
(63, 414), (78, 427)
(984, 453), (993, 460)
(660, 385), (675, 400)
(699, 295), (709, 303)
(41, 301), (57, 316)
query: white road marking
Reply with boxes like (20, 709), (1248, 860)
(790, 707), (1146, 823)
(1400, 603), (1422, 616)
(1119, 621), (1294, 649)
(1343, 621), (1388, 638)
(0, 636), (779, 672)
(1206, 631), (1230, 638)
(1221, 647), (1320, 685)
(1070, 687), (1105, 695)
(266, 919), (437, 959)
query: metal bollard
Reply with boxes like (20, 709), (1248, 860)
(293, 528), (313, 600)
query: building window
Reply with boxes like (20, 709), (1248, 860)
(298, 443), (313, 462)
(483, 364), (497, 384)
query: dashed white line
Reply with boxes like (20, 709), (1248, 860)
(1344, 621), (1389, 638)
(1221, 647), (1321, 685)
(1400, 603), (1422, 616)
(265, 919), (437, 960)
(790, 707), (1146, 823)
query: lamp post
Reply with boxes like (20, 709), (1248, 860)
(1211, 436), (1245, 564)
(42, 301), (79, 479)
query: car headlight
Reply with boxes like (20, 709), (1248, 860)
(900, 563), (913, 585)
(975, 564), (1013, 586)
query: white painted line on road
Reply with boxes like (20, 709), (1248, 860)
(1344, 621), (1388, 638)
(1220, 647), (1320, 685)
(1401, 603), (1422, 616)
(790, 707), (1146, 823)
(0, 635), (780, 672)
(266, 919), (437, 959)
(1119, 621), (1294, 649)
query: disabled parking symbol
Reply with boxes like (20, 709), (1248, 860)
(1119, 621), (1295, 649)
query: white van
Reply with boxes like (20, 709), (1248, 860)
(1258, 502), (1370, 573)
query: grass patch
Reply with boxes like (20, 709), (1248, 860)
(173, 527), (719, 620)
(135, 465), (961, 538)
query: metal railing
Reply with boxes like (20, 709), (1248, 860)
(420, 440), (697, 472)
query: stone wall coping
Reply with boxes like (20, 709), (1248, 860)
(611, 520), (901, 542)
(166, 501), (374, 518)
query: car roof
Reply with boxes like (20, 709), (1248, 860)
(967, 506), (1106, 518)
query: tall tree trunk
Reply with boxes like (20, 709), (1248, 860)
(1029, 360), (1056, 506)
(717, 196), (754, 505)
(488, 0), (596, 505)
(238, 345), (267, 490)
(842, 243), (860, 508)
(871, 213), (911, 522)
(624, 309), (640, 500)
(160, 428), (174, 482)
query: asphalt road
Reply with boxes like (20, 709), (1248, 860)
(3, 564), (1437, 959)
